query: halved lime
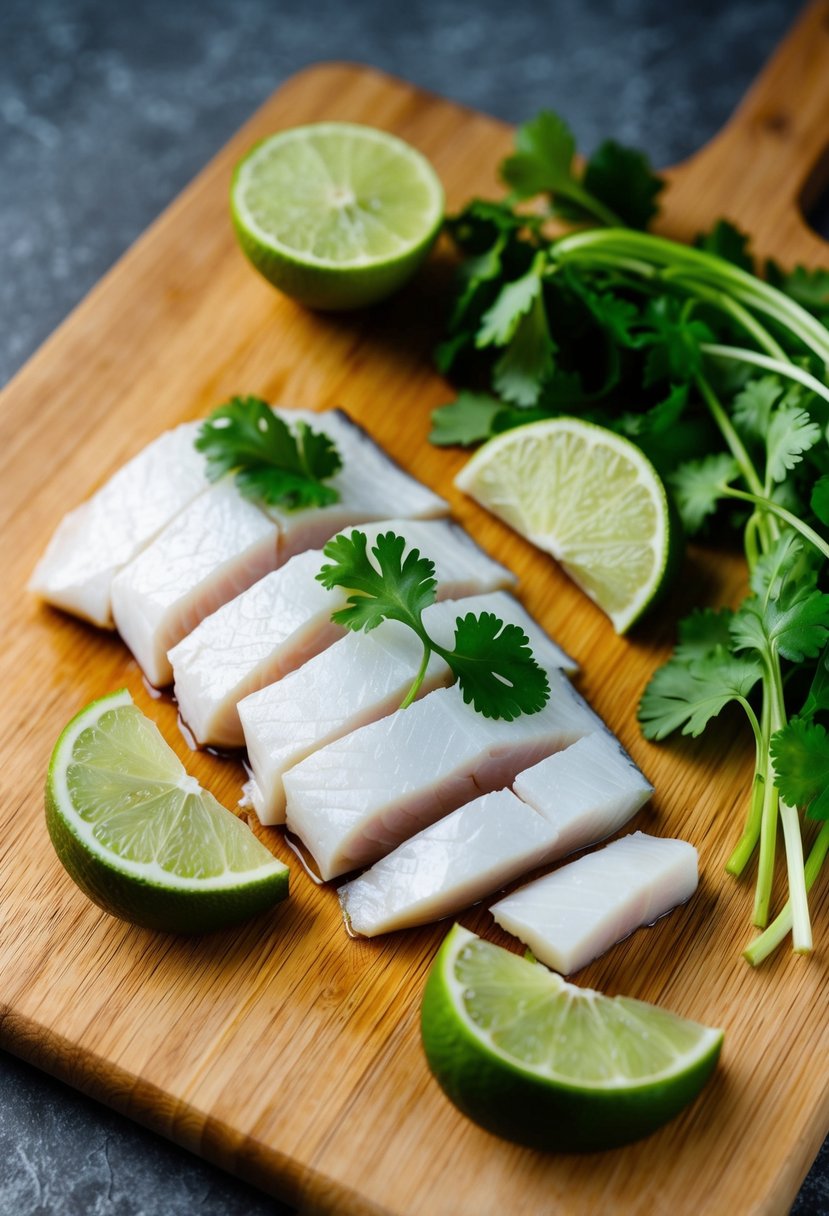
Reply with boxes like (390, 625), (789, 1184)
(421, 925), (723, 1151)
(454, 417), (680, 633)
(45, 689), (289, 933)
(231, 122), (444, 310)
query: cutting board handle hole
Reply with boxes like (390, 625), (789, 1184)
(799, 144), (829, 243)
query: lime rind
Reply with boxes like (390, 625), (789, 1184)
(46, 690), (289, 932)
(421, 925), (722, 1151)
(455, 418), (678, 633)
(230, 122), (444, 310)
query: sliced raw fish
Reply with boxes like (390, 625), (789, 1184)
(265, 408), (447, 558)
(111, 479), (279, 686)
(513, 732), (652, 858)
(284, 676), (599, 881)
(28, 423), (209, 628)
(171, 519), (515, 749)
(241, 590), (573, 825)
(490, 831), (698, 974)
(339, 789), (560, 937)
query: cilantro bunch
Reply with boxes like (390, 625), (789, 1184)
(434, 110), (829, 964)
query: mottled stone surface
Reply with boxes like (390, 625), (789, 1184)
(1, 0), (827, 1212)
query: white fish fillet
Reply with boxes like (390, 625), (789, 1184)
(28, 423), (209, 628)
(513, 732), (653, 859)
(339, 789), (560, 937)
(490, 831), (698, 974)
(171, 520), (515, 749)
(284, 676), (599, 881)
(265, 409), (447, 558)
(241, 589), (574, 825)
(111, 479), (280, 686)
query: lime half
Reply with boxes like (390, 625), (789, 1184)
(455, 417), (679, 632)
(46, 689), (289, 933)
(231, 122), (444, 310)
(421, 925), (722, 1151)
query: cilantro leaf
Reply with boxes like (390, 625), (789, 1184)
(638, 648), (762, 740)
(771, 718), (829, 819)
(317, 530), (436, 633)
(500, 111), (577, 202)
(581, 140), (664, 230)
(616, 384), (689, 438)
(731, 585), (829, 665)
(673, 607), (735, 661)
(810, 474), (829, 526)
(429, 392), (505, 447)
(447, 611), (550, 720)
(765, 406), (822, 484)
(669, 453), (739, 533)
(493, 290), (556, 406)
(635, 297), (715, 386)
(800, 642), (829, 720)
(694, 220), (754, 273)
(317, 530), (549, 720)
(476, 258), (544, 348)
(732, 376), (782, 439)
(196, 397), (341, 510)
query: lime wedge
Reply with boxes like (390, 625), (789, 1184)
(46, 689), (289, 933)
(231, 122), (444, 310)
(454, 417), (680, 633)
(421, 925), (723, 1151)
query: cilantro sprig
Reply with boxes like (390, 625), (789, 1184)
(316, 530), (550, 720)
(196, 396), (342, 510)
(434, 106), (829, 965)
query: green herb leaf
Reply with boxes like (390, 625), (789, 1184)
(476, 258), (545, 348)
(317, 530), (436, 633)
(493, 291), (556, 406)
(732, 375), (782, 439)
(581, 140), (664, 230)
(673, 607), (735, 661)
(638, 648), (762, 740)
(500, 111), (577, 201)
(765, 406), (822, 484)
(771, 718), (829, 819)
(636, 298), (715, 386)
(669, 453), (739, 533)
(694, 220), (754, 273)
(429, 392), (506, 447)
(731, 585), (829, 665)
(196, 396), (342, 510)
(447, 611), (551, 720)
(810, 474), (829, 526)
(317, 530), (549, 720)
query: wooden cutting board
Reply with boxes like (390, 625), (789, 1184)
(2, 3), (828, 1213)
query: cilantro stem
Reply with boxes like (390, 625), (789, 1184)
(701, 345), (829, 406)
(554, 230), (829, 362)
(753, 723), (779, 928)
(779, 800), (812, 953)
(399, 641), (433, 710)
(743, 822), (829, 965)
(725, 695), (767, 877)
(695, 375), (764, 499)
(719, 486), (829, 564)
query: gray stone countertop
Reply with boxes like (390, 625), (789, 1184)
(1, 0), (827, 1211)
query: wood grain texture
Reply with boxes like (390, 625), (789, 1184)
(2, 4), (829, 1213)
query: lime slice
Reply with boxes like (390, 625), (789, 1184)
(45, 689), (289, 933)
(421, 925), (723, 1151)
(231, 122), (444, 310)
(454, 417), (680, 633)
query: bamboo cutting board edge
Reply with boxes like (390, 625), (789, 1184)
(2, 9), (829, 1214)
